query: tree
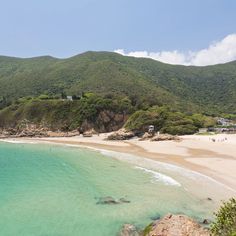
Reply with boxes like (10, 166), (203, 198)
(211, 198), (236, 236)
(61, 91), (67, 99)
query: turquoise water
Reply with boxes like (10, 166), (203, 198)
(0, 142), (215, 236)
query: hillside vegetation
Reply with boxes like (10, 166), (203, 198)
(0, 52), (235, 135)
(0, 94), (134, 132)
(0, 94), (216, 135)
(0, 51), (235, 114)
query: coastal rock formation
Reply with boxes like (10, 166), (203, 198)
(106, 128), (135, 140)
(139, 133), (180, 142)
(139, 132), (154, 141)
(0, 127), (80, 138)
(145, 214), (209, 236)
(119, 214), (210, 236)
(82, 129), (97, 137)
(80, 111), (128, 133)
(150, 134), (181, 142)
(47, 130), (80, 137)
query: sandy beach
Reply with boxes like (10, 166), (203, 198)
(7, 133), (235, 195)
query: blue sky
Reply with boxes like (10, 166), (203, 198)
(0, 0), (236, 65)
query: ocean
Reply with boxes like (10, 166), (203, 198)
(0, 141), (219, 236)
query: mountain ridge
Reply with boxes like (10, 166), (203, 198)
(0, 51), (236, 114)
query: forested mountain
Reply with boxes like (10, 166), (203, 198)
(0, 51), (236, 114)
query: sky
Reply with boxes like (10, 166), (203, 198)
(0, 0), (236, 65)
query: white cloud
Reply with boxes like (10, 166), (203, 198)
(114, 34), (236, 66)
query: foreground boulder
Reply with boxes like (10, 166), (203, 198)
(144, 214), (209, 236)
(119, 214), (209, 236)
(106, 128), (135, 140)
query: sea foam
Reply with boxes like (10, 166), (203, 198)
(135, 166), (181, 186)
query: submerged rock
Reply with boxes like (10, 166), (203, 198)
(150, 213), (161, 221)
(119, 198), (131, 203)
(139, 133), (181, 142)
(119, 224), (140, 236)
(96, 196), (121, 205)
(96, 196), (131, 205)
(96, 196), (119, 205)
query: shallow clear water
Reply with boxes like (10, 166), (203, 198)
(0, 142), (215, 236)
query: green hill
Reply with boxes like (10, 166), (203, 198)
(0, 51), (236, 114)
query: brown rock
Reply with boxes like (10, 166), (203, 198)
(107, 128), (135, 140)
(139, 132), (154, 141)
(150, 134), (180, 142)
(146, 214), (210, 236)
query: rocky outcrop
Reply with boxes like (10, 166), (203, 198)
(0, 118), (81, 138)
(139, 132), (155, 141)
(139, 133), (180, 142)
(0, 127), (80, 138)
(143, 214), (209, 236)
(119, 214), (210, 236)
(107, 128), (135, 140)
(81, 111), (128, 133)
(0, 108), (128, 138)
(82, 129), (97, 137)
(150, 134), (181, 142)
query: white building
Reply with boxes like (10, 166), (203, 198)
(67, 96), (73, 101)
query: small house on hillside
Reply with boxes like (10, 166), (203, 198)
(67, 96), (73, 101)
(217, 118), (232, 126)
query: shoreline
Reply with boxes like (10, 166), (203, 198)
(1, 133), (236, 200)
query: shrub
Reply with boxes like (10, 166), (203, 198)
(161, 124), (198, 135)
(211, 198), (236, 236)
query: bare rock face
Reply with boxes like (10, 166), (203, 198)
(107, 128), (135, 140)
(80, 111), (128, 133)
(145, 214), (210, 236)
(119, 224), (140, 236)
